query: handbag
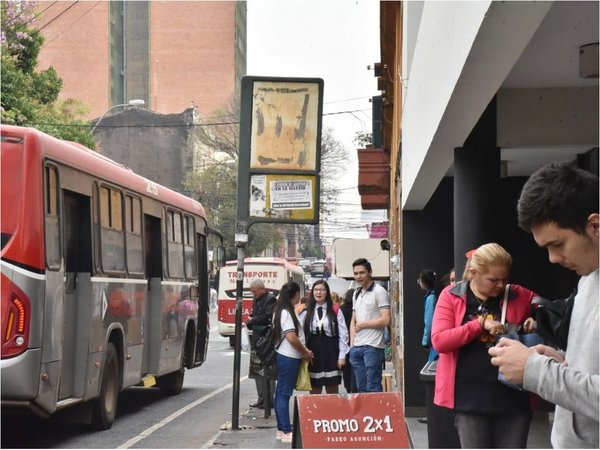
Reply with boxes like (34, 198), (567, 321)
(295, 359), (312, 391)
(497, 285), (544, 390)
(254, 324), (276, 364)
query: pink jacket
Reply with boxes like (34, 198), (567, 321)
(431, 281), (536, 409)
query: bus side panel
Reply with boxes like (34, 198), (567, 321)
(89, 280), (146, 389)
(72, 273), (92, 398)
(158, 283), (197, 375)
(35, 269), (65, 414)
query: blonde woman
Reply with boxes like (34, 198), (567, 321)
(431, 243), (536, 448)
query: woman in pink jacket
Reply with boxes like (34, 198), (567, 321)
(431, 243), (536, 448)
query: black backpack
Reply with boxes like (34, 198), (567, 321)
(531, 288), (575, 350)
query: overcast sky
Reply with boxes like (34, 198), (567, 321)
(246, 0), (386, 240)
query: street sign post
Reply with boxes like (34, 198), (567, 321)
(231, 76), (324, 429)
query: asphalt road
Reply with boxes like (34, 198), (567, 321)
(1, 311), (257, 449)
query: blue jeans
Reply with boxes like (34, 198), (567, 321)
(349, 345), (384, 392)
(275, 352), (301, 433)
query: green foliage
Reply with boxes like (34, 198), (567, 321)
(184, 99), (282, 258)
(1, 1), (94, 148)
(353, 131), (373, 148)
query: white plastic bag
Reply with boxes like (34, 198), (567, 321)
(241, 326), (250, 352)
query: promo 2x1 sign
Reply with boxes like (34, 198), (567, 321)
(293, 392), (409, 448)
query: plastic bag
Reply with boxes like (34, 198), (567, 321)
(241, 326), (250, 352)
(295, 359), (312, 391)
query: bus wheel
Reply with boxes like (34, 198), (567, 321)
(158, 353), (185, 396)
(229, 336), (235, 348)
(91, 343), (119, 430)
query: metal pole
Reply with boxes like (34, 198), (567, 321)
(231, 231), (247, 430)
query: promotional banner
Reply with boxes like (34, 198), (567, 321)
(294, 392), (409, 448)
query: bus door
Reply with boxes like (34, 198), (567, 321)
(143, 215), (162, 375)
(60, 190), (92, 400)
(193, 233), (208, 366)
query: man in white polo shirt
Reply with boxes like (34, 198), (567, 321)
(349, 258), (391, 392)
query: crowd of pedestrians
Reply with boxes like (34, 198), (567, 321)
(242, 161), (598, 448)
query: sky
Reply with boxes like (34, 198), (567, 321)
(246, 0), (387, 242)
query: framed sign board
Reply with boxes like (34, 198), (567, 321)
(237, 76), (323, 225)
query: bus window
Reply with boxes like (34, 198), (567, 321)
(44, 165), (61, 269)
(125, 195), (143, 275)
(167, 210), (184, 278)
(100, 186), (125, 272)
(184, 216), (196, 279)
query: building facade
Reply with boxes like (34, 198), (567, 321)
(367, 1), (598, 413)
(36, 1), (247, 119)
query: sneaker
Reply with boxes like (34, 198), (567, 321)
(281, 432), (293, 443)
(276, 430), (284, 440)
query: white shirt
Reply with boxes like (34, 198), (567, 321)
(276, 308), (305, 359)
(352, 282), (390, 348)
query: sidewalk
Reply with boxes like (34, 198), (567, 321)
(207, 405), (284, 449)
(209, 405), (552, 449)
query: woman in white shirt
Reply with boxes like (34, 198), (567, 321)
(273, 281), (313, 443)
(301, 280), (350, 394)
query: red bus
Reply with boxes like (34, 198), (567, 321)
(1, 125), (222, 429)
(217, 257), (305, 346)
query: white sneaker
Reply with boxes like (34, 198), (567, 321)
(281, 432), (293, 443)
(276, 430), (284, 440)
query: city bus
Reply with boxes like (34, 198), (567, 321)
(217, 257), (304, 347)
(1, 125), (222, 429)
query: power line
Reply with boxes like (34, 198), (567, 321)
(24, 107), (373, 129)
(42, 1), (102, 49)
(37, 1), (80, 32)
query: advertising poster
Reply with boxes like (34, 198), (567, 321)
(294, 392), (409, 448)
(249, 174), (316, 220)
(249, 81), (320, 171)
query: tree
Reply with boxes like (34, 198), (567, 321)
(1, 1), (95, 148)
(184, 99), (282, 259)
(184, 98), (352, 259)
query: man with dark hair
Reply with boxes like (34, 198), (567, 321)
(246, 279), (277, 409)
(489, 161), (599, 448)
(349, 258), (390, 392)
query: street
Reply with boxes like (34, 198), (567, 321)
(1, 311), (256, 449)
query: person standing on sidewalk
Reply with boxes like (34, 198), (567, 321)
(431, 243), (537, 448)
(301, 280), (350, 394)
(273, 281), (314, 443)
(489, 161), (599, 448)
(349, 258), (390, 392)
(418, 269), (440, 363)
(246, 279), (277, 409)
(340, 288), (357, 393)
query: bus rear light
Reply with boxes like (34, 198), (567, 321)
(1, 285), (31, 359)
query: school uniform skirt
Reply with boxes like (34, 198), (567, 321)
(307, 333), (341, 387)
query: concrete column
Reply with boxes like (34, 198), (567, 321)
(453, 98), (500, 276)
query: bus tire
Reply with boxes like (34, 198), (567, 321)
(228, 336), (235, 348)
(158, 352), (185, 396)
(91, 343), (119, 430)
